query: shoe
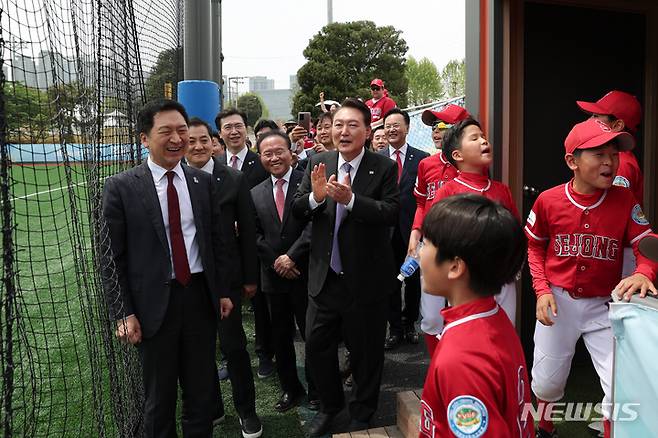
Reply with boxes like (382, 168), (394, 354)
(308, 412), (336, 437)
(239, 415), (263, 438)
(536, 427), (558, 438)
(217, 360), (229, 381)
(344, 374), (353, 387)
(384, 334), (402, 350)
(347, 418), (369, 432)
(308, 398), (321, 411)
(257, 356), (275, 379)
(274, 391), (305, 413)
(405, 327), (419, 344)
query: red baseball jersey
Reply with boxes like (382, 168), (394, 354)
(615, 150), (644, 207)
(365, 96), (397, 124)
(426, 172), (520, 220)
(525, 182), (656, 298)
(420, 296), (533, 438)
(412, 152), (459, 230)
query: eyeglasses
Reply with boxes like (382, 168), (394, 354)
(221, 123), (245, 132)
(261, 149), (289, 159)
(370, 86), (382, 91)
(384, 123), (402, 130)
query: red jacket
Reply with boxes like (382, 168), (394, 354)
(366, 96), (397, 124)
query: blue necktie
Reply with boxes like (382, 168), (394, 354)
(330, 162), (352, 273)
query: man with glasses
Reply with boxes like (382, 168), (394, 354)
(365, 78), (397, 125)
(380, 109), (428, 350)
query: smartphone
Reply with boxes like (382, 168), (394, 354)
(298, 111), (311, 133)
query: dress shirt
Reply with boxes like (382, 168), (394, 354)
(147, 156), (203, 277)
(271, 166), (293, 201)
(309, 147), (365, 211)
(199, 157), (215, 174)
(226, 146), (249, 171)
(388, 143), (408, 162)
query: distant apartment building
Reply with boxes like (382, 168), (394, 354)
(248, 76), (274, 92)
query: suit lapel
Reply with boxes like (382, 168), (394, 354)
(281, 170), (302, 227)
(242, 150), (258, 176)
(402, 145), (416, 182)
(326, 152), (339, 223)
(183, 165), (205, 256)
(351, 149), (376, 195)
(262, 178), (280, 226)
(133, 162), (169, 255)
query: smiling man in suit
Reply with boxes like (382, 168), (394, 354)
(101, 99), (233, 437)
(251, 131), (318, 413)
(185, 117), (262, 438)
(380, 108), (429, 350)
(216, 108), (275, 379)
(292, 98), (400, 436)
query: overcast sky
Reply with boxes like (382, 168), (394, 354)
(221, 0), (465, 91)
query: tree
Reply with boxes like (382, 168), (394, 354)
(236, 93), (266, 127)
(405, 56), (444, 106)
(144, 47), (183, 101)
(292, 21), (408, 117)
(3, 81), (52, 140)
(441, 59), (466, 98)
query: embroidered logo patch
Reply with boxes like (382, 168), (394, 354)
(613, 175), (630, 188)
(527, 210), (536, 227)
(632, 204), (649, 226)
(447, 395), (488, 437)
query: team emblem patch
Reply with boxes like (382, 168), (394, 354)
(613, 175), (630, 188)
(447, 395), (488, 437)
(632, 204), (649, 225)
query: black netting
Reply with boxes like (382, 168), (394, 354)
(0, 0), (183, 436)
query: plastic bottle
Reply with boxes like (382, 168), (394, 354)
(397, 241), (423, 282)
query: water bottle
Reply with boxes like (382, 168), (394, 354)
(397, 241), (423, 282)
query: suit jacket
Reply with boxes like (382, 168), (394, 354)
(251, 168), (311, 293)
(210, 157), (258, 298)
(101, 161), (230, 338)
(218, 148), (268, 189)
(292, 149), (400, 303)
(379, 145), (429, 243)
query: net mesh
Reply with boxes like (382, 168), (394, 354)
(0, 0), (183, 436)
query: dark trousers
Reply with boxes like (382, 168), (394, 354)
(253, 283), (275, 361)
(214, 294), (257, 419)
(265, 283), (316, 398)
(306, 271), (387, 422)
(387, 228), (421, 336)
(137, 273), (216, 438)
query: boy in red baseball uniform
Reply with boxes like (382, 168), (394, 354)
(525, 118), (657, 438)
(419, 194), (533, 438)
(419, 118), (519, 355)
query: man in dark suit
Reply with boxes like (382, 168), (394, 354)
(184, 118), (262, 438)
(251, 131), (318, 412)
(292, 98), (400, 436)
(215, 108), (275, 378)
(101, 99), (233, 437)
(380, 108), (429, 349)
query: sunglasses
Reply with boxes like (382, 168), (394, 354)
(370, 86), (382, 91)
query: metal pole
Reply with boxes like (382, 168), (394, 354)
(211, 0), (223, 105)
(327, 0), (333, 24)
(184, 0), (213, 80)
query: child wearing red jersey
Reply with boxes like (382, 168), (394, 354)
(419, 194), (533, 438)
(525, 119), (657, 438)
(420, 118), (520, 355)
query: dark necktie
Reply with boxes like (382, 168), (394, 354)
(330, 162), (352, 273)
(166, 171), (191, 285)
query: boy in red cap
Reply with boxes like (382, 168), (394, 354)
(525, 118), (657, 438)
(418, 194), (533, 438)
(365, 78), (397, 124)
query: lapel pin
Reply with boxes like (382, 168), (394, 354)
(193, 176), (199, 183)
(216, 177), (221, 182)
(369, 170), (375, 175)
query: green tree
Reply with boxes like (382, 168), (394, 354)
(47, 81), (97, 141)
(3, 81), (52, 140)
(144, 47), (183, 101)
(236, 93), (266, 127)
(405, 56), (444, 106)
(441, 59), (466, 98)
(292, 21), (408, 117)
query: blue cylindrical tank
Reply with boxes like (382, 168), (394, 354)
(177, 80), (221, 129)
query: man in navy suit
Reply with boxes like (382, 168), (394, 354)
(216, 108), (275, 379)
(292, 98), (400, 436)
(251, 131), (318, 412)
(380, 108), (429, 350)
(101, 99), (233, 437)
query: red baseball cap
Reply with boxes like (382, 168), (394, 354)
(638, 233), (658, 262)
(421, 104), (470, 126)
(564, 119), (635, 154)
(576, 91), (642, 133)
(370, 78), (384, 87)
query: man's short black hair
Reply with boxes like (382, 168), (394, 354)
(372, 125), (385, 134)
(339, 98), (371, 126)
(188, 117), (212, 137)
(383, 108), (410, 127)
(421, 194), (526, 297)
(254, 119), (280, 137)
(215, 107), (248, 130)
(211, 130), (221, 140)
(256, 130), (292, 152)
(572, 141), (620, 158)
(442, 117), (482, 167)
(137, 99), (189, 136)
